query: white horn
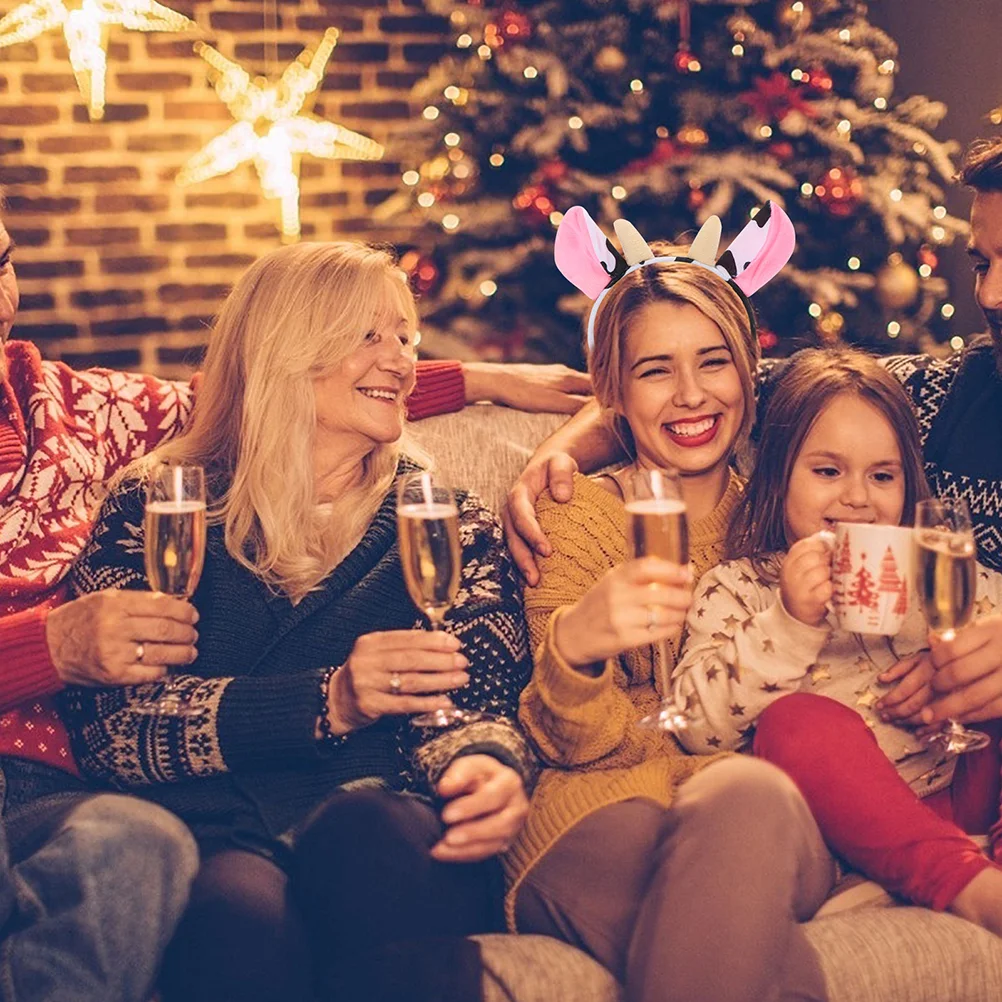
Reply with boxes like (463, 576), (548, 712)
(688, 215), (722, 265)
(613, 218), (654, 267)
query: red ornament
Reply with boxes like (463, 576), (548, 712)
(740, 71), (817, 124)
(513, 183), (556, 225)
(673, 45), (699, 73)
(767, 141), (795, 162)
(485, 7), (532, 48)
(758, 329), (779, 350)
(400, 250), (441, 296)
(537, 159), (568, 183)
(687, 185), (706, 211)
(814, 165), (863, 218)
(801, 65), (833, 95)
(623, 139), (677, 174)
(918, 244), (939, 270)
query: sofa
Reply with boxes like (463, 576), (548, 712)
(409, 403), (1002, 1002)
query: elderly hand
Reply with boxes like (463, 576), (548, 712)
(326, 630), (470, 736)
(877, 652), (935, 725)
(45, 589), (199, 687)
(431, 754), (529, 863)
(503, 451), (579, 586)
(554, 557), (693, 671)
(919, 616), (1002, 725)
(462, 361), (592, 415)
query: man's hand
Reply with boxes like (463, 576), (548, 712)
(45, 589), (199, 687)
(462, 362), (592, 414)
(877, 652), (935, 725)
(502, 451), (578, 585)
(430, 754), (529, 863)
(920, 616), (1002, 725)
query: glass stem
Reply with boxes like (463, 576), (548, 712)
(654, 636), (671, 703)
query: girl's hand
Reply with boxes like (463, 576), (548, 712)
(877, 653), (935, 725)
(554, 557), (693, 669)
(431, 754), (529, 863)
(326, 630), (470, 735)
(779, 536), (833, 627)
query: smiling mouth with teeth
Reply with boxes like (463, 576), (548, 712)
(357, 388), (398, 402)
(666, 416), (717, 437)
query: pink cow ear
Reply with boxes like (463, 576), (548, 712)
(554, 205), (628, 300)
(716, 200), (796, 297)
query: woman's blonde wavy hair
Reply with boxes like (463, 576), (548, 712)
(137, 240), (418, 601)
(588, 240), (760, 459)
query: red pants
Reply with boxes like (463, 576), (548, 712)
(753, 693), (1002, 911)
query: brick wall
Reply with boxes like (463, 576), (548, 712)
(0, 0), (451, 376)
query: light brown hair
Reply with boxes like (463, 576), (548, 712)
(588, 240), (759, 457)
(958, 136), (1002, 192)
(727, 347), (930, 579)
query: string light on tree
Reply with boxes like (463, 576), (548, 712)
(0, 0), (195, 120)
(176, 29), (383, 241)
(775, 0), (813, 32)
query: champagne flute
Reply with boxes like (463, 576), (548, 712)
(135, 464), (207, 718)
(914, 498), (989, 754)
(397, 472), (476, 727)
(624, 466), (691, 733)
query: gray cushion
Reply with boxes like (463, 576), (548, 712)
(417, 404), (1002, 1000)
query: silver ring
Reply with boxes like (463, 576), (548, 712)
(646, 607), (658, 633)
(390, 672), (402, 695)
(135, 642), (145, 663)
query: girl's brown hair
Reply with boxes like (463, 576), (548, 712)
(588, 240), (760, 458)
(726, 347), (930, 580)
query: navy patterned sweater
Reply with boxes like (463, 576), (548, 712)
(61, 469), (536, 860)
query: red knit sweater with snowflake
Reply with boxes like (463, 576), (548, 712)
(0, 342), (464, 774)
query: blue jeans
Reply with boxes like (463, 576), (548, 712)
(0, 757), (199, 1002)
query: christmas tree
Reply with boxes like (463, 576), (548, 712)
(379, 0), (968, 366)
(847, 555), (878, 610)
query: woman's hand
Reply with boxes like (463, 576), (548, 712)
(877, 653), (935, 725)
(779, 536), (833, 627)
(918, 616), (1002, 725)
(462, 362), (592, 414)
(45, 589), (199, 686)
(553, 557), (693, 670)
(431, 754), (529, 863)
(326, 630), (470, 735)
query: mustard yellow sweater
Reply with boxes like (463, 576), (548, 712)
(502, 469), (743, 928)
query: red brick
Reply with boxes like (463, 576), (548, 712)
(21, 73), (77, 93)
(245, 223), (281, 239)
(95, 194), (170, 213)
(17, 292), (55, 311)
(16, 260), (85, 279)
(178, 315), (215, 332)
(157, 344), (207, 365)
(183, 192), (259, 209)
(91, 316), (168, 337)
(126, 135), (202, 153)
(0, 105), (59, 126)
(163, 102), (231, 121)
(5, 195), (80, 214)
(317, 0), (387, 7)
(300, 192), (350, 208)
(72, 104), (148, 123)
(330, 42), (389, 63)
(146, 38), (210, 58)
(233, 43), (305, 62)
(156, 224), (227, 242)
(115, 72), (193, 91)
(184, 253), (256, 269)
(376, 70), (425, 88)
(0, 139), (24, 155)
(65, 227), (141, 247)
(298, 15), (363, 31)
(38, 135), (112, 154)
(100, 255), (169, 275)
(341, 161), (399, 178)
(0, 43), (38, 62)
(158, 283), (230, 304)
(8, 228), (50, 248)
(62, 348), (142, 369)
(0, 166), (48, 185)
(364, 187), (397, 206)
(71, 289), (145, 308)
(53, 41), (128, 61)
(402, 42), (450, 64)
(320, 72), (362, 91)
(379, 14), (448, 33)
(0, 77), (8, 94)
(208, 11), (277, 30)
(340, 100), (409, 120)
(64, 165), (140, 184)
(12, 323), (77, 342)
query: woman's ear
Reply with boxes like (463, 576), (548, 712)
(555, 206), (628, 299)
(716, 200), (796, 297)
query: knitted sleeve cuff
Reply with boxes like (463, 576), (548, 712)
(216, 668), (328, 771)
(757, 599), (830, 676)
(0, 607), (64, 711)
(407, 360), (465, 421)
(534, 608), (615, 709)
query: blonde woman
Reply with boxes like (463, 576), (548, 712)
(59, 242), (536, 1002)
(505, 207), (836, 1002)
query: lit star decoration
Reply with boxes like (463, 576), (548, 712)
(177, 29), (384, 240)
(0, 0), (195, 120)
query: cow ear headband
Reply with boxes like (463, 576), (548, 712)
(554, 200), (796, 352)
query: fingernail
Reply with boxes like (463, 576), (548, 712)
(921, 708), (933, 723)
(454, 655), (470, 668)
(191, 610), (200, 624)
(875, 700), (884, 709)
(447, 831), (466, 846)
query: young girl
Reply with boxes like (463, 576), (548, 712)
(672, 346), (1002, 937)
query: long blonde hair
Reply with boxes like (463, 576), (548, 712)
(144, 241), (418, 600)
(588, 240), (759, 458)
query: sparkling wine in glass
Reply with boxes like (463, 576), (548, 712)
(136, 464), (207, 718)
(397, 472), (474, 727)
(914, 498), (989, 754)
(624, 466), (691, 733)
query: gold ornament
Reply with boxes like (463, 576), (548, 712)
(0, 0), (194, 120)
(177, 30), (383, 241)
(676, 122), (709, 148)
(776, 0), (813, 31)
(814, 309), (845, 343)
(875, 253), (921, 311)
(594, 45), (627, 73)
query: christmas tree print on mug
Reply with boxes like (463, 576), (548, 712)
(825, 523), (916, 635)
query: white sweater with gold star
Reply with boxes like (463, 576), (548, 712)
(672, 558), (1002, 798)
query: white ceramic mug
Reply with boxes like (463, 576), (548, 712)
(824, 523), (915, 635)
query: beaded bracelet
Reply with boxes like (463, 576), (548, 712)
(317, 665), (349, 749)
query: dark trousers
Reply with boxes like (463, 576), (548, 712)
(515, 757), (835, 1002)
(162, 789), (504, 1002)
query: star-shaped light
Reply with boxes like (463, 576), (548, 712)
(177, 29), (384, 240)
(0, 0), (194, 120)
